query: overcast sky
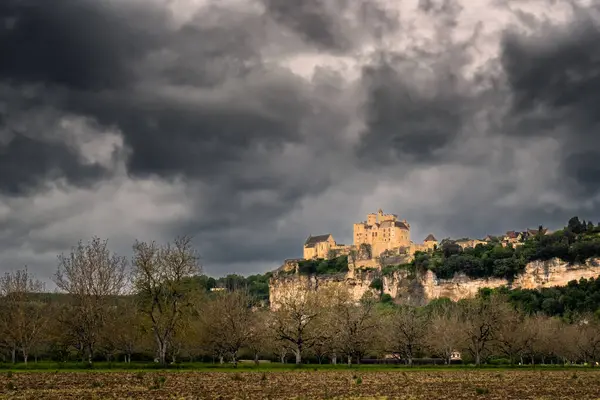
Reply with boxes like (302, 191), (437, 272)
(1, 0), (599, 280)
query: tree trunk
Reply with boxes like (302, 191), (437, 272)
(22, 347), (29, 365)
(347, 355), (352, 366)
(11, 347), (16, 364)
(219, 355), (224, 364)
(332, 353), (337, 365)
(295, 350), (301, 365)
(87, 344), (94, 365)
(158, 344), (167, 366)
(254, 352), (259, 366)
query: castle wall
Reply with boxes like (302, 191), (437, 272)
(303, 247), (317, 259)
(410, 241), (436, 254)
(269, 257), (600, 308)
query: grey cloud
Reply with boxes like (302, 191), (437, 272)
(354, 55), (471, 166)
(0, 0), (339, 192)
(563, 151), (600, 196)
(261, 0), (348, 51)
(418, 0), (463, 16)
(0, 0), (166, 194)
(3, 0), (600, 279)
(261, 0), (400, 52)
(501, 15), (600, 195)
(0, 87), (112, 195)
(0, 0), (166, 91)
(0, 132), (107, 195)
(0, 0), (357, 271)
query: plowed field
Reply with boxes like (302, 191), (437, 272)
(1, 369), (599, 399)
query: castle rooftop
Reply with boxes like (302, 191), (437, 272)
(304, 234), (331, 248)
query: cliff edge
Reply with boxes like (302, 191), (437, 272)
(269, 257), (600, 307)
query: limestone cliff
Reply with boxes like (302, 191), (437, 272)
(269, 258), (600, 307)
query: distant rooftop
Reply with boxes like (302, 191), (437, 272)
(424, 234), (437, 242)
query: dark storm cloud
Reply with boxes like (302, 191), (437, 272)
(261, 0), (400, 51)
(564, 151), (600, 196)
(0, 0), (325, 189)
(261, 0), (347, 51)
(0, 0), (167, 194)
(354, 57), (470, 166)
(62, 73), (313, 180)
(0, 132), (107, 195)
(5, 0), (600, 278)
(0, 84), (112, 195)
(501, 15), (600, 195)
(0, 0), (166, 91)
(502, 20), (600, 115)
(0, 0), (356, 269)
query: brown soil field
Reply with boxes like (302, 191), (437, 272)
(1, 370), (600, 399)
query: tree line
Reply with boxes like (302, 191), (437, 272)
(1, 235), (600, 367)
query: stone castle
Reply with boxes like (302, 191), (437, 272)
(303, 209), (436, 262)
(303, 209), (552, 265)
(270, 208), (571, 309)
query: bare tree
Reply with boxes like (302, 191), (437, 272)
(330, 290), (379, 365)
(459, 295), (504, 365)
(271, 287), (325, 364)
(572, 315), (600, 365)
(54, 237), (127, 364)
(108, 298), (144, 363)
(246, 309), (271, 366)
(385, 305), (429, 366)
(530, 315), (561, 364)
(0, 268), (48, 364)
(494, 304), (533, 365)
(132, 236), (200, 365)
(426, 303), (463, 364)
(555, 322), (579, 364)
(200, 290), (257, 366)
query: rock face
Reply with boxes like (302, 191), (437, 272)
(269, 258), (600, 307)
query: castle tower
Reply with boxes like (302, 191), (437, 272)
(367, 213), (377, 226)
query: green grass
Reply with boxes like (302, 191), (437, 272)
(0, 361), (596, 373)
